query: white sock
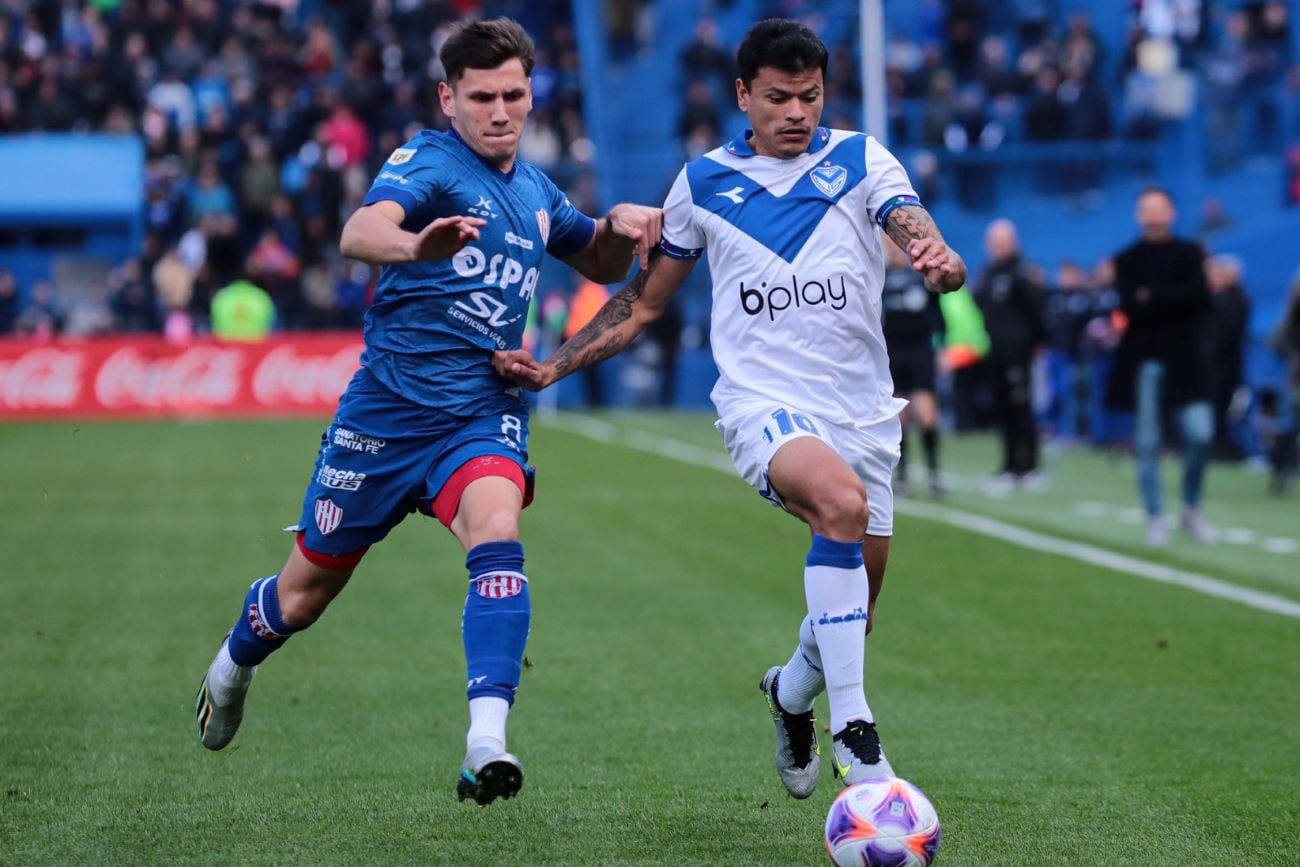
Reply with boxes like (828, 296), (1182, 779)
(466, 696), (510, 754)
(775, 616), (825, 713)
(803, 538), (873, 734)
(207, 642), (255, 706)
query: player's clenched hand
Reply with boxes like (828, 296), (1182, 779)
(606, 204), (664, 269)
(908, 238), (962, 292)
(407, 216), (488, 262)
(493, 349), (556, 391)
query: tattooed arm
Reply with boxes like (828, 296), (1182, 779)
(493, 248), (697, 390)
(884, 205), (966, 293)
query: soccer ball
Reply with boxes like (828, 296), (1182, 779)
(824, 777), (941, 867)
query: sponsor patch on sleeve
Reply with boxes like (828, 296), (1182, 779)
(387, 147), (417, 165)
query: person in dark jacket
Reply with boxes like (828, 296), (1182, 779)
(882, 236), (947, 496)
(1205, 254), (1251, 459)
(1106, 187), (1215, 546)
(972, 219), (1047, 485)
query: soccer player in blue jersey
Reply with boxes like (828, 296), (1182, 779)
(496, 20), (965, 799)
(193, 18), (662, 806)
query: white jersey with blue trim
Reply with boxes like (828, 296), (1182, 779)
(660, 127), (919, 427)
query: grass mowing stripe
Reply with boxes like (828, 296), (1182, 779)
(542, 413), (1300, 621)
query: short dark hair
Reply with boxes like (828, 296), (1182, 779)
(736, 19), (828, 87)
(440, 18), (535, 84)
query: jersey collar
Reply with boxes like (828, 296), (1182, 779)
(723, 126), (832, 158)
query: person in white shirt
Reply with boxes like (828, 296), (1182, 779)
(493, 18), (965, 798)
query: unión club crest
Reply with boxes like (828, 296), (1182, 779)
(535, 209), (550, 246)
(810, 164), (847, 198)
(314, 498), (343, 535)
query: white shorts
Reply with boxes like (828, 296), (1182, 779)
(715, 402), (902, 537)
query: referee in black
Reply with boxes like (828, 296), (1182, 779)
(883, 236), (947, 496)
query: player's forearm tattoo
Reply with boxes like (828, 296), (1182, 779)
(884, 205), (942, 249)
(551, 249), (659, 377)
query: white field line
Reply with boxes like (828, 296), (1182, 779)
(545, 415), (1300, 621)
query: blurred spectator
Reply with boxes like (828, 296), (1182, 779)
(971, 219), (1047, 486)
(211, 275), (275, 342)
(1042, 261), (1095, 441)
(109, 259), (159, 333)
(679, 18), (733, 98)
(245, 227), (303, 329)
(1266, 270), (1300, 492)
(64, 282), (115, 338)
(188, 162), (237, 224)
(0, 269), (18, 335)
(1205, 254), (1251, 459)
(564, 278), (611, 408)
(677, 79), (721, 144)
(1106, 188), (1215, 546)
(15, 281), (64, 339)
(1024, 66), (1066, 142)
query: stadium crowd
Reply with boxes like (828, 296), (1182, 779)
(0, 0), (587, 339)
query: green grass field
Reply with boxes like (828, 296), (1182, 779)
(2, 414), (1297, 865)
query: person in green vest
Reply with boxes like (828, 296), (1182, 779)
(211, 276), (275, 341)
(937, 285), (992, 432)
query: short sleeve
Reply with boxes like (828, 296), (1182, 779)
(544, 180), (598, 258)
(863, 137), (922, 229)
(361, 142), (443, 216)
(658, 167), (704, 259)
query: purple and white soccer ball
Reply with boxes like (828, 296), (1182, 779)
(824, 777), (941, 867)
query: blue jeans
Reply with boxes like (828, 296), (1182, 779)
(1134, 360), (1213, 517)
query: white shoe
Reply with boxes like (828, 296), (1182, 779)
(1146, 515), (1169, 548)
(830, 720), (894, 785)
(195, 640), (255, 751)
(1179, 508), (1218, 544)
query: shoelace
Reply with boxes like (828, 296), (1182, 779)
(836, 720), (882, 764)
(780, 707), (817, 768)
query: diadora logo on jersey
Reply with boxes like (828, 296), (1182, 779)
(810, 163), (847, 198)
(715, 186), (745, 205)
(504, 231), (534, 250)
(469, 196), (496, 219)
(452, 246), (540, 300)
(316, 464), (366, 491)
(740, 274), (848, 321)
(314, 498), (343, 535)
(535, 209), (550, 246)
(387, 147), (416, 165)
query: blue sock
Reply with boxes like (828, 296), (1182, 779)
(226, 575), (299, 667)
(462, 541), (531, 706)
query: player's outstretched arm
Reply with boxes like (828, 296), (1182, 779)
(339, 200), (486, 265)
(494, 247), (694, 390)
(563, 203), (665, 283)
(885, 205), (966, 293)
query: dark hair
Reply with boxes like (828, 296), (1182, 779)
(736, 18), (828, 87)
(440, 18), (536, 83)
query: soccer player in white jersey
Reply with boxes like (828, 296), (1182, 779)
(494, 19), (965, 797)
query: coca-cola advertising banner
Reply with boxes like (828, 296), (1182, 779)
(0, 334), (364, 418)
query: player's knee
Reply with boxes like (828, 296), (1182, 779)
(811, 484), (869, 539)
(466, 510), (521, 548)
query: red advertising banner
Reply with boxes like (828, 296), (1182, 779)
(0, 334), (364, 418)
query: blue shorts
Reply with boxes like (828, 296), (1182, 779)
(293, 367), (531, 557)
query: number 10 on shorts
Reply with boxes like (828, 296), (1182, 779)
(762, 407), (819, 444)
